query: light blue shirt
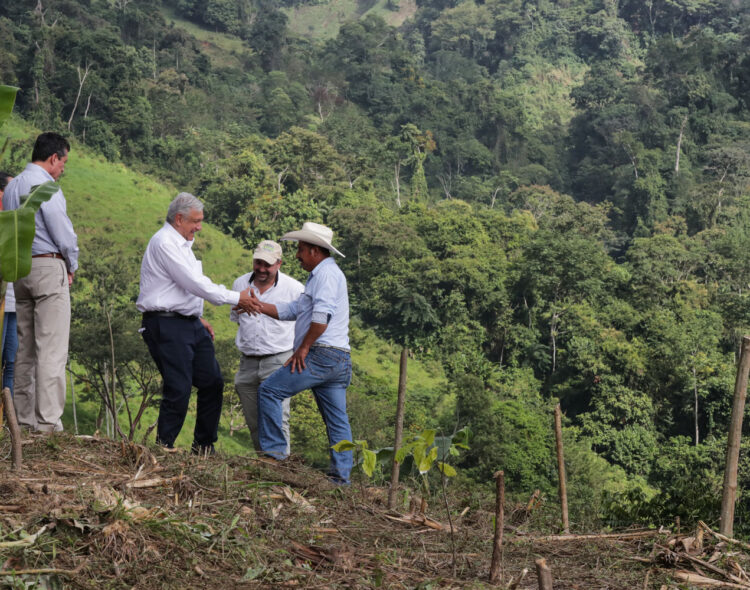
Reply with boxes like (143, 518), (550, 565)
(276, 257), (350, 351)
(2, 163), (79, 272)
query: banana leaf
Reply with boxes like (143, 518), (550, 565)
(0, 85), (18, 128)
(0, 182), (60, 281)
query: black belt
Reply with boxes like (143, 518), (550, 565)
(143, 311), (199, 321)
(243, 350), (291, 360)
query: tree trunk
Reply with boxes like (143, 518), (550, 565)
(535, 558), (553, 590)
(2, 387), (23, 471)
(67, 62), (90, 131)
(674, 114), (688, 173)
(388, 347), (408, 509)
(693, 364), (699, 446)
(489, 470), (505, 584)
(720, 335), (750, 537)
(554, 404), (569, 534)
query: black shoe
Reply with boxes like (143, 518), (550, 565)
(191, 442), (216, 456)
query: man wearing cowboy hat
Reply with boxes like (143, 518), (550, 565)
(230, 239), (303, 455)
(238, 222), (353, 484)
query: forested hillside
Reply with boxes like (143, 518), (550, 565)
(2, 0), (750, 532)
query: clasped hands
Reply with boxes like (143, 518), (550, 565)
(235, 287), (263, 315)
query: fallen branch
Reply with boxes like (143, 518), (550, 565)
(700, 521), (750, 553)
(507, 567), (528, 589)
(0, 505), (25, 513)
(655, 545), (750, 588)
(0, 524), (52, 548)
(536, 529), (666, 542)
(0, 565), (83, 577)
(674, 570), (750, 588)
(383, 511), (456, 532)
(125, 476), (181, 489)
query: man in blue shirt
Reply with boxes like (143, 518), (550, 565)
(239, 222), (353, 484)
(2, 133), (78, 432)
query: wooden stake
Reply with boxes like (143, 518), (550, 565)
(388, 347), (408, 510)
(535, 558), (553, 590)
(2, 387), (22, 470)
(721, 335), (750, 537)
(554, 404), (569, 534)
(489, 470), (504, 584)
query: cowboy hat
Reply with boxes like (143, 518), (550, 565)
(280, 222), (345, 257)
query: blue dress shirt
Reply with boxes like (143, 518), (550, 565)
(276, 257), (350, 351)
(2, 163), (79, 273)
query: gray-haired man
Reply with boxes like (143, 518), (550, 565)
(137, 192), (252, 453)
(230, 240), (303, 454)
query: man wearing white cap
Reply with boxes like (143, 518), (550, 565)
(230, 240), (303, 455)
(238, 222), (353, 484)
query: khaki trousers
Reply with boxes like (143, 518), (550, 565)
(235, 350), (292, 454)
(13, 257), (70, 432)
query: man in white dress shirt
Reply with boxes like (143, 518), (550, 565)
(230, 240), (303, 455)
(3, 133), (78, 432)
(136, 192), (252, 453)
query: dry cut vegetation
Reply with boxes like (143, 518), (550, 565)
(0, 434), (749, 588)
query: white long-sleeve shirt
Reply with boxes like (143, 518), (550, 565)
(230, 270), (304, 356)
(136, 222), (239, 316)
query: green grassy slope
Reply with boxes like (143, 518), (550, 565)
(3, 116), (446, 454)
(158, 4), (248, 68)
(285, 0), (418, 40)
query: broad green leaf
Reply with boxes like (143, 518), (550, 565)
(362, 449), (377, 477)
(22, 181), (60, 209)
(418, 446), (438, 474)
(413, 443), (426, 467)
(437, 462), (457, 477)
(0, 85), (18, 129)
(332, 440), (358, 452)
(422, 429), (436, 447)
(354, 439), (369, 450)
(451, 426), (471, 449)
(375, 447), (394, 464)
(395, 446), (409, 464)
(0, 182), (58, 282)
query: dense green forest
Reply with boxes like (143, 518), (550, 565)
(2, 0), (750, 532)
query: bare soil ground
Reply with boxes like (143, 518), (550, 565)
(0, 434), (746, 589)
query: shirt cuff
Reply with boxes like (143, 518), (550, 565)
(312, 311), (330, 324)
(276, 302), (294, 320)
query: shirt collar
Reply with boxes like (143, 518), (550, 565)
(163, 221), (194, 249)
(26, 162), (55, 182)
(309, 256), (334, 278)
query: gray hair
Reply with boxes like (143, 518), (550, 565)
(166, 192), (204, 223)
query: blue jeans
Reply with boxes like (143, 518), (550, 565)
(258, 346), (353, 484)
(1, 312), (17, 396)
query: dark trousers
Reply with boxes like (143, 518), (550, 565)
(141, 315), (224, 448)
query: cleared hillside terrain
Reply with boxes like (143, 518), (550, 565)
(0, 433), (726, 589)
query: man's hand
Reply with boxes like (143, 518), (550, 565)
(67, 271), (74, 286)
(284, 322), (328, 373)
(236, 287), (262, 315)
(285, 345), (310, 373)
(200, 317), (215, 340)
